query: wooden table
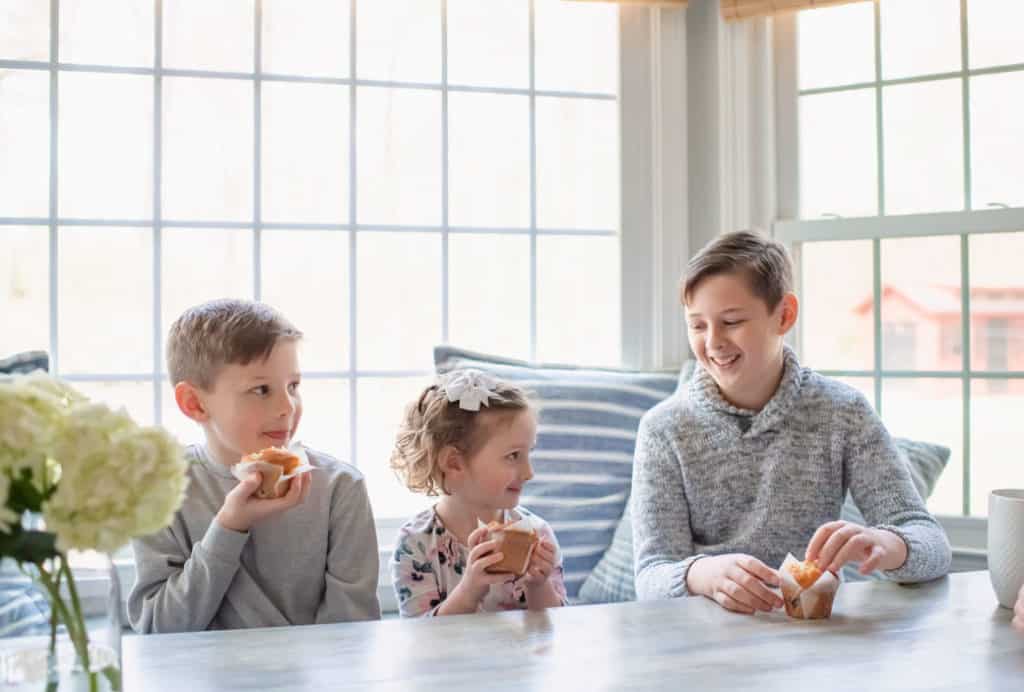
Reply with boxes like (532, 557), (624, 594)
(122, 571), (1024, 691)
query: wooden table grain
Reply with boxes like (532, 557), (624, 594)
(122, 571), (1024, 691)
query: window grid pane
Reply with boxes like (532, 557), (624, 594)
(796, 1), (1024, 517)
(6, 0), (620, 519)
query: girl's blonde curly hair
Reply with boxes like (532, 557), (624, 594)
(389, 374), (532, 496)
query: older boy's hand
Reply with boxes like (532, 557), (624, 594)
(686, 554), (783, 614)
(216, 470), (311, 533)
(1013, 583), (1024, 633)
(805, 520), (908, 575)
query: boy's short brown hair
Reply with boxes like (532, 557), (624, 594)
(681, 230), (793, 310)
(166, 299), (303, 390)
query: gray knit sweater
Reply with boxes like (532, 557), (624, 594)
(632, 347), (952, 600)
(129, 444), (381, 633)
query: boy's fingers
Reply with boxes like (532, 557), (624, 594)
(805, 521), (843, 562)
(816, 524), (860, 570)
(726, 576), (777, 612)
(858, 544), (885, 575)
(734, 571), (782, 609)
(830, 533), (875, 572)
(296, 470), (312, 502)
(714, 590), (755, 615)
(738, 556), (779, 587)
(232, 472), (262, 498)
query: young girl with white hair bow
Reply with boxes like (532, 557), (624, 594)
(387, 369), (566, 617)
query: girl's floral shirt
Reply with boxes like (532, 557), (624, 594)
(389, 506), (567, 617)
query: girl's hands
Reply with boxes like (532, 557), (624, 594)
(686, 553), (783, 614)
(522, 538), (557, 586)
(805, 520), (908, 576)
(456, 525), (515, 600)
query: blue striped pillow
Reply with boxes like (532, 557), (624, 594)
(434, 346), (678, 599)
(0, 574), (50, 638)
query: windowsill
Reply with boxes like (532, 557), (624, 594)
(71, 514), (987, 621)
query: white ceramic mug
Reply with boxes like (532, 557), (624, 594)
(988, 489), (1024, 609)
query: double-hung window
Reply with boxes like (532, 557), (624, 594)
(0, 0), (623, 523)
(778, 0), (1024, 519)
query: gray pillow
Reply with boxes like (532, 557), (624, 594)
(578, 437), (950, 603)
(0, 351), (48, 374)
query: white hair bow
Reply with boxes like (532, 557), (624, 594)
(440, 369), (500, 412)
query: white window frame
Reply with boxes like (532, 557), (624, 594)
(1, 0), (626, 513)
(772, 3), (1024, 554)
(0, 1), (686, 614)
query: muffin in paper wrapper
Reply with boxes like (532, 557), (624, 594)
(231, 443), (314, 499)
(477, 514), (541, 577)
(779, 553), (840, 620)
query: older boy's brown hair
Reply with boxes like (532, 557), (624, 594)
(681, 230), (793, 311)
(166, 299), (303, 390)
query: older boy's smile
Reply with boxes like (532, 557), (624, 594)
(685, 272), (797, 412)
(710, 353), (741, 369)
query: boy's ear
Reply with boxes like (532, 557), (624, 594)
(174, 381), (210, 423)
(777, 292), (799, 335)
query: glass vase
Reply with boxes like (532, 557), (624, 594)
(0, 553), (121, 692)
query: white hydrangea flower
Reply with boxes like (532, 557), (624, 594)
(0, 373), (80, 474)
(43, 401), (189, 554)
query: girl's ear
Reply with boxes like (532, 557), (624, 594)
(438, 445), (465, 475)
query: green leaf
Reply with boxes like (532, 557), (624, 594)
(0, 528), (59, 563)
(102, 664), (122, 691)
(6, 468), (48, 514)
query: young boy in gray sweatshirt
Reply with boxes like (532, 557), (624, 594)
(128, 299), (381, 633)
(632, 231), (951, 613)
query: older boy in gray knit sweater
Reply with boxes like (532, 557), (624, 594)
(632, 232), (951, 613)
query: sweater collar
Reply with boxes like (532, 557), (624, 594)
(193, 444), (237, 479)
(688, 345), (805, 437)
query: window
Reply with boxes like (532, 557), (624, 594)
(779, 0), (1024, 518)
(0, 0), (621, 520)
(882, 322), (916, 371)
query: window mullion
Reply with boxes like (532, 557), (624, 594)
(528, 0), (538, 362)
(49, 0), (59, 377)
(253, 0), (263, 302)
(960, 0), (972, 212)
(871, 2), (884, 415)
(960, 233), (971, 516)
(873, 0), (884, 218)
(872, 238), (882, 414)
(153, 0), (164, 425)
(440, 0), (449, 344)
(348, 0), (359, 468)
(958, 1), (973, 518)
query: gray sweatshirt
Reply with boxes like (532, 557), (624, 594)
(128, 445), (381, 633)
(632, 347), (952, 601)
